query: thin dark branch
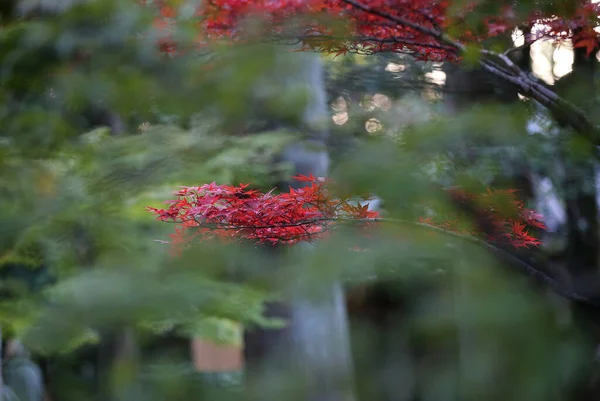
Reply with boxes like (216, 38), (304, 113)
(412, 6), (442, 34)
(339, 0), (459, 49)
(367, 218), (597, 307)
(164, 210), (599, 308)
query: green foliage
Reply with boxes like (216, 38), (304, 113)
(0, 115), (297, 343)
(0, 2), (308, 368)
(0, 1), (597, 401)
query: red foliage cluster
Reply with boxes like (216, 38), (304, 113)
(420, 187), (546, 249)
(147, 175), (378, 252)
(145, 0), (600, 60)
(148, 176), (545, 253)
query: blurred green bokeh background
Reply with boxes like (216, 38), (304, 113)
(1, 1), (599, 401)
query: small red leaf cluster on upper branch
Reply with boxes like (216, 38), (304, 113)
(421, 187), (546, 249)
(147, 176), (545, 254)
(145, 0), (600, 61)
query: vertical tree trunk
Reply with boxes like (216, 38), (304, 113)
(289, 268), (355, 401)
(243, 48), (356, 401)
(557, 41), (600, 299)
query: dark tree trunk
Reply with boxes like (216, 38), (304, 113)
(554, 34), (600, 401)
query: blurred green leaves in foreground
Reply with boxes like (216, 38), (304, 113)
(0, 1), (595, 401)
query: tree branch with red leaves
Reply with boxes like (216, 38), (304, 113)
(147, 176), (600, 306)
(335, 0), (600, 144)
(147, 175), (544, 249)
(147, 175), (379, 248)
(149, 0), (600, 143)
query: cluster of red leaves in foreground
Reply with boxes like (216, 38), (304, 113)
(147, 175), (378, 251)
(143, 0), (600, 61)
(147, 175), (545, 253)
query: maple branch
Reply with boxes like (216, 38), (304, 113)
(366, 219), (597, 308)
(339, 0), (600, 146)
(151, 180), (569, 308)
(412, 6), (442, 34)
(189, 213), (594, 307)
(178, 211), (583, 304)
(479, 50), (599, 139)
(339, 0), (459, 50)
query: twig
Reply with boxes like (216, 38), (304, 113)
(339, 0), (464, 51)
